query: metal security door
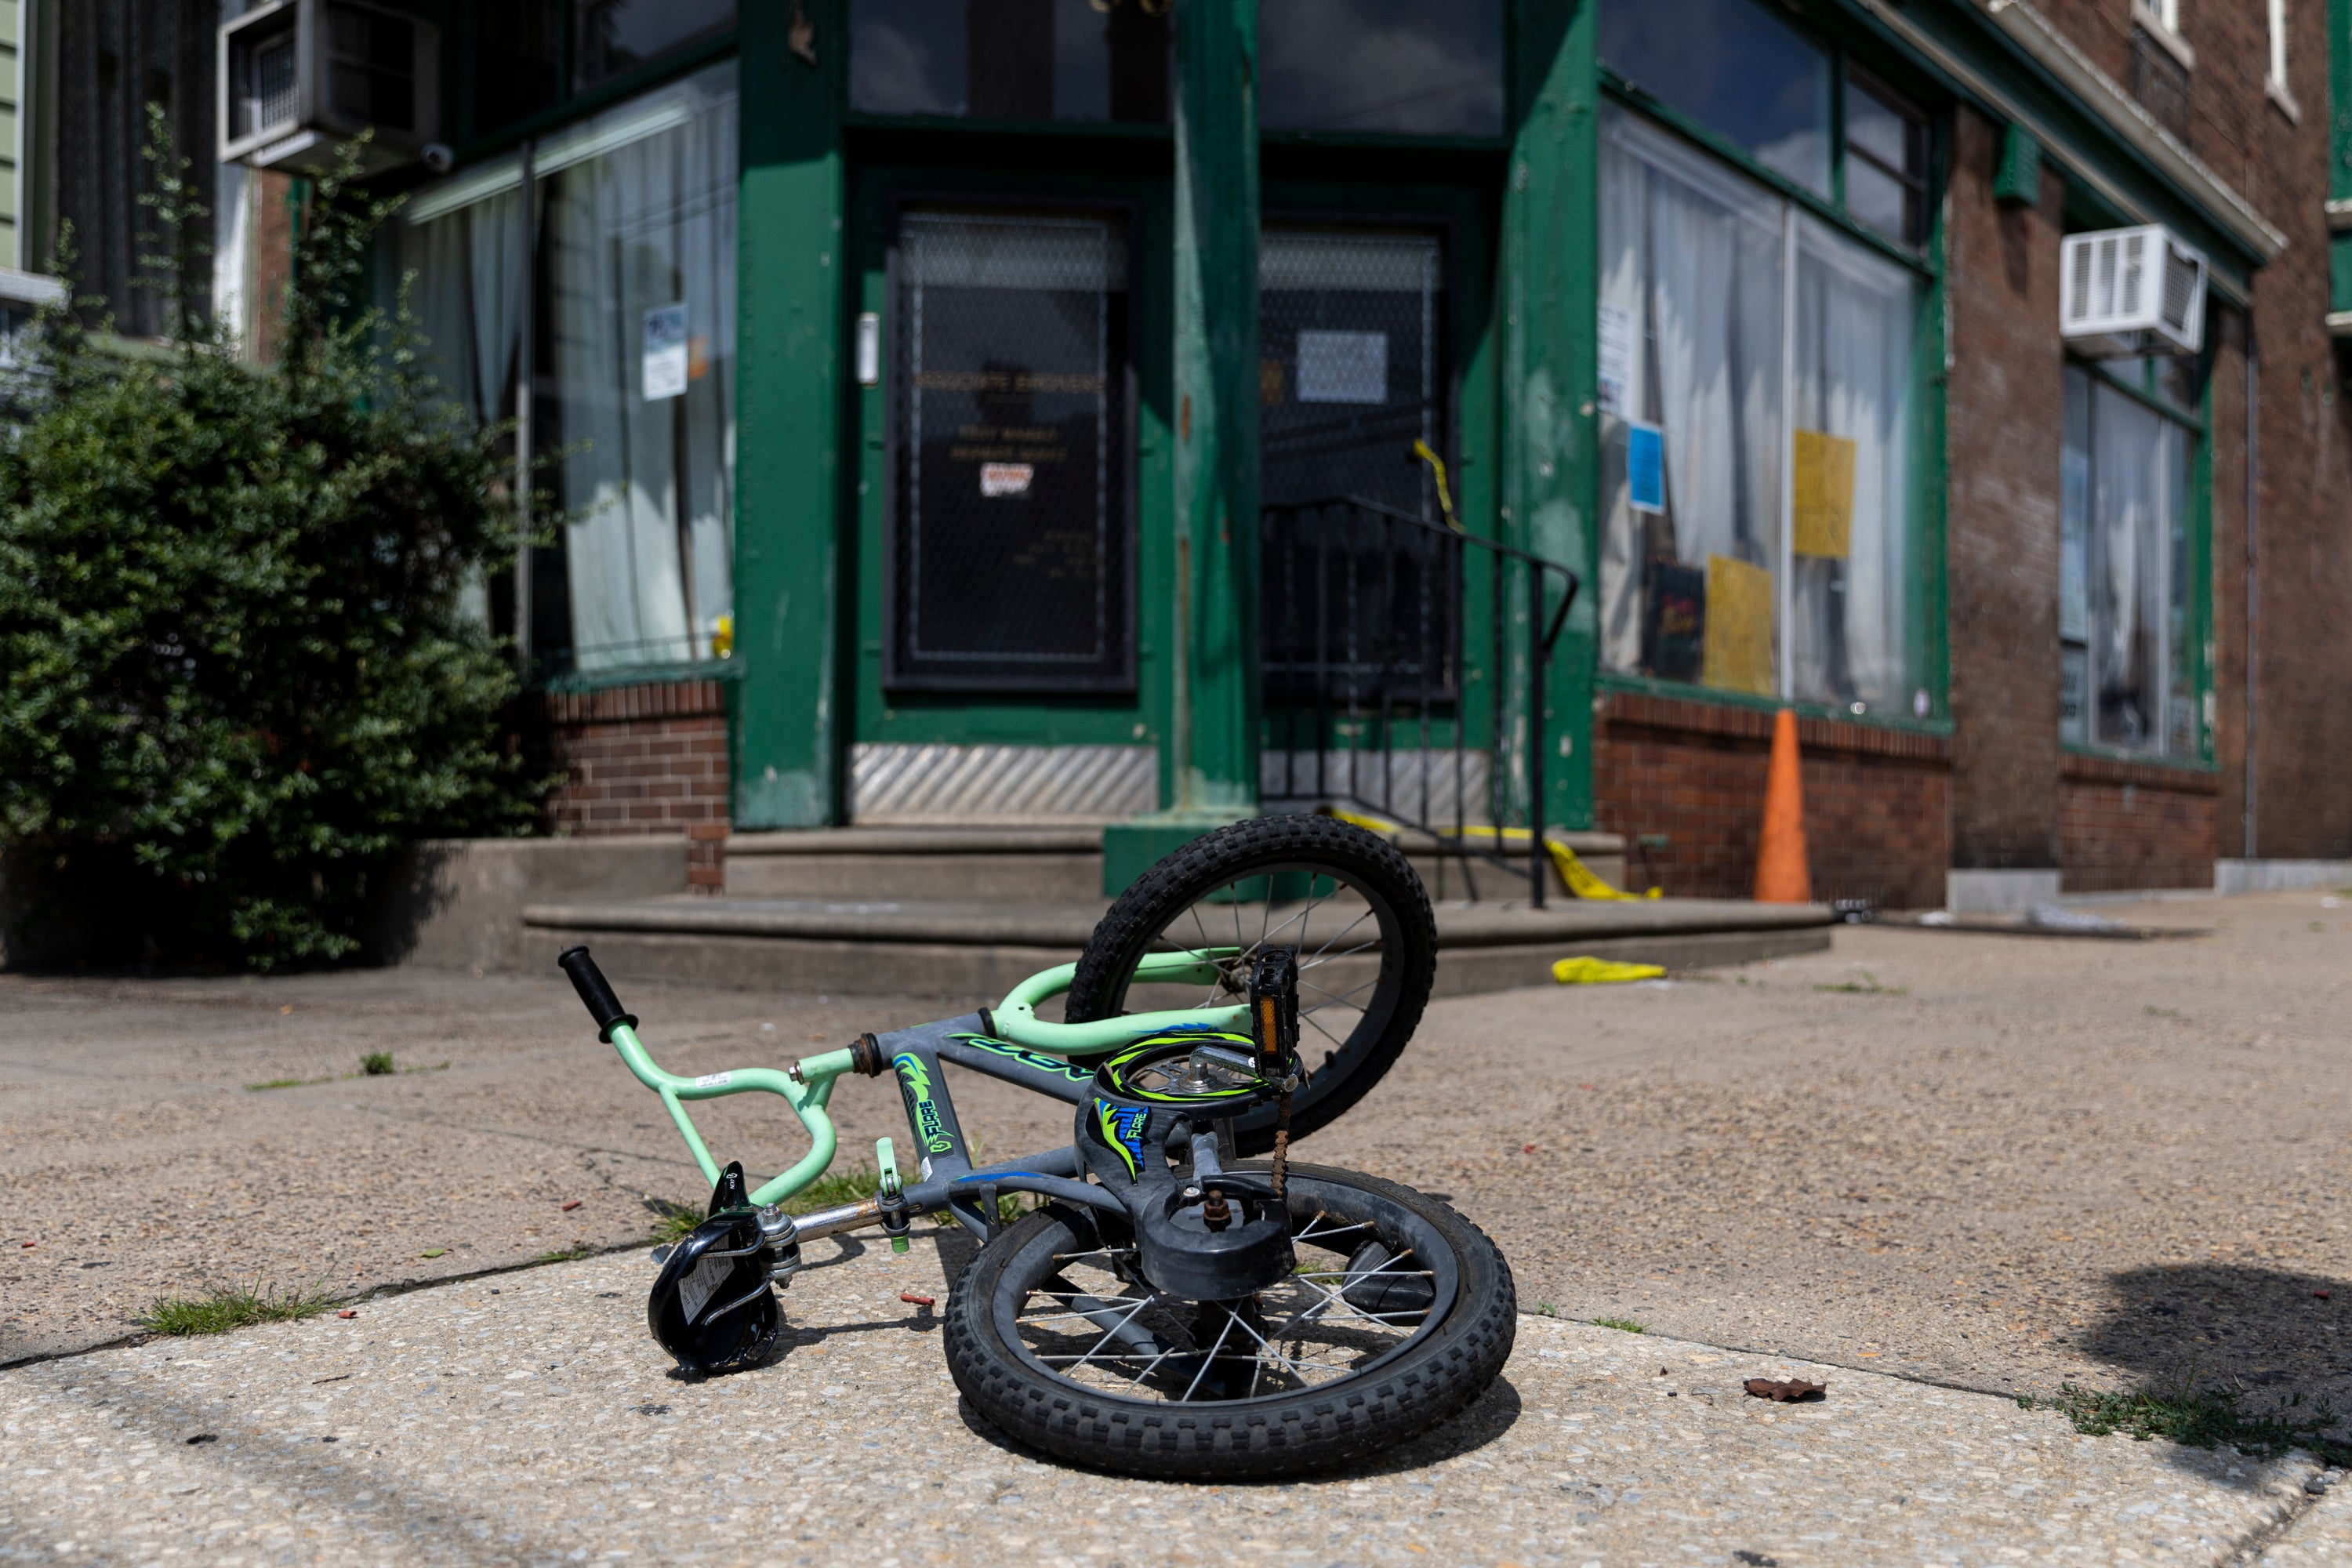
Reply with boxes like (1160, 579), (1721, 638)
(1257, 227), (1470, 822)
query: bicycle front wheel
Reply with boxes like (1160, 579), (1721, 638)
(942, 1162), (1515, 1480)
(1065, 814), (1436, 1155)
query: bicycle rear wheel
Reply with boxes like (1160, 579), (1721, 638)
(1065, 815), (1436, 1155)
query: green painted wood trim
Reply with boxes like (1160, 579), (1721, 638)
(1167, 0), (1261, 815)
(731, 0), (847, 829)
(539, 659), (744, 696)
(1595, 671), (1955, 740)
(1498, 0), (1596, 835)
(1993, 122), (2042, 205)
(2332, 234), (2352, 318)
(2060, 743), (2221, 775)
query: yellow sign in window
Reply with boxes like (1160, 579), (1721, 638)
(1792, 428), (1857, 560)
(1701, 553), (1775, 697)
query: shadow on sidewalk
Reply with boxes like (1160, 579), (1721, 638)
(2074, 1263), (2350, 1481)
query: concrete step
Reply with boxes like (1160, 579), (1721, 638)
(720, 824), (1634, 904)
(520, 892), (1831, 999)
(725, 827), (1105, 902)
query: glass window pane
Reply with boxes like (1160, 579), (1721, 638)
(1790, 216), (1918, 712)
(1842, 82), (1912, 172)
(1260, 0), (1504, 136)
(2082, 382), (2190, 753)
(1597, 108), (1787, 698)
(890, 210), (1134, 691)
(850, 0), (1169, 123)
(2060, 367), (2092, 744)
(1600, 0), (1832, 198)
(1843, 160), (1910, 247)
(542, 64), (741, 670)
(573, 0), (735, 92)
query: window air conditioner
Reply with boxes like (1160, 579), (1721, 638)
(217, 0), (441, 176)
(2059, 224), (2207, 358)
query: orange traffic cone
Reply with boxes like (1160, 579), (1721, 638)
(1754, 708), (1812, 904)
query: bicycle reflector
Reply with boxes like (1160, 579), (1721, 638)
(1248, 946), (1300, 1076)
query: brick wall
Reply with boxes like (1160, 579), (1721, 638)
(543, 681), (731, 837)
(2057, 753), (2220, 893)
(1944, 104), (2066, 873)
(1594, 692), (1951, 910)
(2037, 0), (2352, 862)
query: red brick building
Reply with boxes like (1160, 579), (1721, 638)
(188, 2), (2350, 909)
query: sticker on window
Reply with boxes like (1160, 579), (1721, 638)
(1295, 330), (1388, 404)
(1627, 422), (1665, 514)
(643, 303), (689, 402)
(981, 462), (1034, 498)
(1597, 300), (1635, 416)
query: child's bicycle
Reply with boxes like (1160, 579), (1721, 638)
(558, 815), (1515, 1479)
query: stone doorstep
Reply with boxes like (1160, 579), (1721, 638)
(518, 895), (1834, 997)
(720, 824), (1632, 904)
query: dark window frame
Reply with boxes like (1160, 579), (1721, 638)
(880, 191), (1143, 696)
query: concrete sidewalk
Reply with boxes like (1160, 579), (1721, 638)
(0, 1240), (2342, 1567)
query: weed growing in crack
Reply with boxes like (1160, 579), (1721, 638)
(1592, 1316), (1648, 1334)
(136, 1283), (338, 1335)
(2020, 1377), (2351, 1465)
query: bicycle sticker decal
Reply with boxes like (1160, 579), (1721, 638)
(1095, 1101), (1149, 1180)
(677, 1250), (731, 1323)
(693, 1072), (732, 1089)
(952, 1033), (1094, 1083)
(892, 1052), (955, 1154)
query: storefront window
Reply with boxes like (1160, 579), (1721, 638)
(1260, 1), (1504, 137)
(2060, 367), (2195, 755)
(1844, 77), (1929, 249)
(574, 0), (736, 92)
(1600, 0), (1833, 198)
(475, 1), (561, 137)
(394, 62), (739, 674)
(1791, 218), (1918, 708)
(851, 0), (1170, 122)
(1596, 107), (1922, 714)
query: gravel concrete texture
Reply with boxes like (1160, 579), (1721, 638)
(0, 1243), (2336, 1568)
(4, 887), (2348, 1421)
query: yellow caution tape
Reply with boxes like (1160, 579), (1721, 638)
(1552, 956), (1668, 985)
(1319, 807), (1663, 901)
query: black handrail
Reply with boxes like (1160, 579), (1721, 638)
(1260, 495), (1581, 907)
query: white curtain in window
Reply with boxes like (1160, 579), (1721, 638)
(395, 187), (524, 422)
(2089, 389), (2186, 751)
(1791, 215), (1915, 708)
(1598, 109), (1786, 688)
(547, 70), (739, 671)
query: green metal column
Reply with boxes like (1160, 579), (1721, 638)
(729, 0), (848, 829)
(1102, 0), (1262, 892)
(1501, 0), (1599, 833)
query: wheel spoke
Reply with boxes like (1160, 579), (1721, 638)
(1179, 1307), (1241, 1402)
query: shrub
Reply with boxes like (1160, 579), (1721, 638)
(0, 113), (541, 967)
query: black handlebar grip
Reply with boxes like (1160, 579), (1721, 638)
(557, 946), (638, 1042)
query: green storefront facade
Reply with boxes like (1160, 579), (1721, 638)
(388, 0), (2285, 893)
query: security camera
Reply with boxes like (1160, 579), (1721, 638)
(419, 143), (455, 175)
